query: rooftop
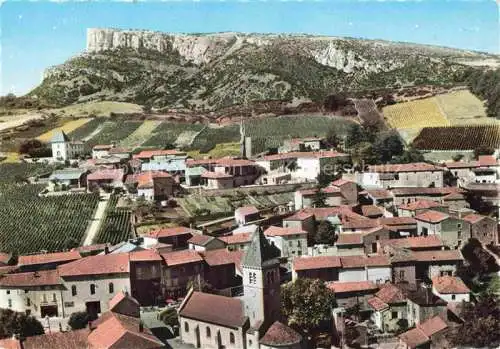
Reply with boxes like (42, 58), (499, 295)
(187, 234), (218, 246)
(58, 253), (130, 277)
(161, 250), (203, 266)
(146, 226), (195, 238)
(327, 281), (378, 293)
(87, 168), (125, 182)
(219, 232), (252, 245)
(367, 296), (389, 311)
(432, 276), (470, 294)
(0, 269), (61, 287)
(241, 227), (280, 269)
(380, 236), (444, 250)
(462, 213), (487, 224)
(398, 199), (447, 211)
(414, 210), (450, 224)
(367, 162), (442, 173)
(235, 205), (259, 216)
(336, 233), (363, 246)
(259, 321), (302, 346)
(18, 250), (81, 267)
(201, 171), (233, 179)
(293, 255), (342, 271)
(264, 226), (307, 237)
(201, 249), (244, 267)
(412, 249), (463, 263)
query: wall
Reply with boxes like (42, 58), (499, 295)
(367, 267), (391, 284)
(179, 317), (246, 349)
(466, 218), (498, 245)
(392, 264), (416, 285)
(417, 221), (441, 236)
(339, 268), (365, 282)
(432, 288), (469, 303)
(0, 287), (65, 318)
(428, 264), (458, 279)
(61, 274), (130, 316)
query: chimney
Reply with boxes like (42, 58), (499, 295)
(104, 246), (110, 255)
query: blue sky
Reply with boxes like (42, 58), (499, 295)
(1, 0), (498, 96)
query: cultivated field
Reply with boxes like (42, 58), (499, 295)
(0, 183), (99, 254)
(187, 142), (241, 160)
(435, 90), (496, 125)
(37, 118), (91, 142)
(93, 195), (133, 245)
(142, 122), (204, 149)
(85, 120), (143, 148)
(383, 98), (450, 129)
(413, 125), (500, 150)
(0, 163), (54, 182)
(49, 101), (143, 118)
(119, 120), (162, 149)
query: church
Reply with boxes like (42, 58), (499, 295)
(50, 130), (85, 162)
(178, 227), (303, 349)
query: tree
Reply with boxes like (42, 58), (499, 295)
(68, 311), (90, 330)
(474, 146), (495, 158)
(314, 220), (335, 245)
(0, 308), (44, 339)
(461, 238), (499, 277)
(18, 139), (51, 158)
(159, 307), (179, 328)
(372, 131), (404, 163)
(350, 141), (377, 166)
(391, 146), (425, 164)
(281, 278), (336, 334)
(311, 188), (327, 208)
(325, 127), (341, 149)
(450, 294), (500, 348)
(345, 124), (368, 149)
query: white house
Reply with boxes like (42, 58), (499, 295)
(358, 163), (444, 189)
(263, 226), (308, 259)
(431, 276), (470, 303)
(339, 255), (391, 284)
(51, 131), (85, 162)
(92, 144), (114, 159)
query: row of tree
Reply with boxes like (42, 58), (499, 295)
(466, 67), (500, 119)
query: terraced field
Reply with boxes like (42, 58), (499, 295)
(93, 195), (133, 245)
(119, 120), (162, 149)
(189, 125), (240, 153)
(142, 122), (204, 148)
(67, 117), (106, 141)
(37, 118), (92, 142)
(85, 120), (143, 148)
(187, 142), (241, 159)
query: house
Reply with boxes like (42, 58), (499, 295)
(461, 213), (498, 245)
(92, 144), (114, 159)
(368, 283), (408, 333)
(263, 226), (308, 259)
(360, 205), (384, 219)
(280, 137), (324, 152)
(431, 276), (470, 303)
(126, 171), (175, 201)
(140, 155), (188, 176)
(57, 252), (131, 319)
(399, 315), (448, 349)
(282, 211), (316, 239)
(50, 131), (85, 162)
(17, 250), (82, 272)
(133, 149), (186, 162)
(332, 179), (359, 204)
(335, 234), (365, 256)
(129, 249), (163, 306)
(390, 187), (468, 209)
(363, 189), (394, 207)
(326, 281), (379, 309)
(339, 255), (391, 284)
(413, 250), (463, 281)
(145, 226), (197, 249)
(445, 155), (499, 186)
(398, 200), (448, 217)
(358, 163), (444, 189)
(188, 235), (226, 252)
(235, 206), (260, 225)
(220, 233), (252, 252)
(161, 250), (204, 299)
(294, 186), (343, 210)
(414, 210), (467, 249)
(87, 168), (125, 191)
(379, 236), (445, 253)
(48, 168), (88, 189)
(406, 288), (448, 327)
(0, 292), (165, 349)
(292, 255), (342, 282)
(200, 249), (244, 291)
(185, 158), (262, 188)
(178, 223), (301, 349)
(337, 226), (391, 255)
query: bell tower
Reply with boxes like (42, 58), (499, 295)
(242, 226), (281, 329)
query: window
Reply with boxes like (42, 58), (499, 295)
(289, 241), (292, 247)
(230, 332), (235, 344)
(90, 284), (96, 295)
(392, 311), (398, 319)
(71, 285), (77, 297)
(184, 322), (189, 333)
(24, 290), (29, 294)
(399, 270), (405, 280)
(297, 240), (301, 247)
(6, 290), (10, 295)
(206, 326), (211, 338)
(298, 251), (302, 256)
(52, 293), (57, 302)
(108, 282), (114, 294)
(26, 298), (31, 307)
(42, 294), (47, 303)
(451, 295), (456, 301)
(8, 299), (12, 308)
(249, 340), (253, 346)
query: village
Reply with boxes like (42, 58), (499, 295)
(0, 123), (498, 349)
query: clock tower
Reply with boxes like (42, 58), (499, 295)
(242, 226), (281, 329)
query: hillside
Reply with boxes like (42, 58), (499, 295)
(29, 28), (499, 112)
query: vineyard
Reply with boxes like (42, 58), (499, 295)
(413, 125), (500, 150)
(189, 125), (240, 153)
(142, 122), (204, 148)
(93, 195), (133, 245)
(0, 163), (54, 182)
(0, 184), (99, 254)
(68, 117), (106, 141)
(118, 120), (162, 149)
(85, 120), (143, 148)
(435, 90), (496, 125)
(352, 99), (382, 126)
(37, 118), (91, 142)
(383, 98), (450, 129)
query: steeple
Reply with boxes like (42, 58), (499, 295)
(242, 226), (280, 269)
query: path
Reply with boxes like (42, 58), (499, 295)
(83, 193), (110, 246)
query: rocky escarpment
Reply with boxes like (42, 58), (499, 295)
(31, 28), (497, 110)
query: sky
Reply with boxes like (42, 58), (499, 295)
(0, 0), (498, 96)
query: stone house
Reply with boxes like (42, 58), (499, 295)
(145, 226), (198, 249)
(48, 168), (88, 189)
(359, 163), (444, 189)
(339, 255), (392, 284)
(186, 158), (262, 188)
(332, 179), (359, 205)
(390, 187), (467, 209)
(188, 235), (226, 252)
(398, 200), (448, 218)
(129, 249), (163, 306)
(326, 281), (379, 309)
(161, 250), (204, 299)
(294, 186), (343, 210)
(282, 211), (316, 242)
(220, 233), (252, 252)
(461, 213), (498, 245)
(406, 288), (447, 327)
(235, 206), (261, 225)
(399, 315), (449, 349)
(263, 226), (308, 259)
(18, 250), (82, 272)
(126, 170), (175, 201)
(431, 276), (470, 303)
(368, 283), (408, 333)
(200, 249), (243, 291)
(413, 250), (463, 281)
(87, 169), (125, 191)
(415, 210), (467, 249)
(292, 255), (341, 282)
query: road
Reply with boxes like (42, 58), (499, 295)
(82, 193), (110, 246)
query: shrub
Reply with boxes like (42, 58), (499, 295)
(68, 311), (90, 330)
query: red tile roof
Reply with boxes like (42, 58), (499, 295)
(235, 206), (259, 215)
(0, 269), (61, 287)
(341, 255), (391, 268)
(87, 311), (163, 349)
(93, 144), (113, 150)
(391, 187), (463, 196)
(219, 233), (252, 245)
(462, 213), (487, 224)
(186, 157), (256, 167)
(361, 205), (384, 217)
(146, 226), (195, 238)
(379, 217), (417, 226)
(22, 328), (90, 349)
(284, 211), (314, 221)
(87, 169), (124, 182)
(418, 315), (448, 337)
(0, 253), (11, 265)
(332, 179), (354, 187)
(108, 291), (140, 312)
(414, 210), (449, 223)
(399, 327), (430, 349)
(367, 162), (443, 173)
(293, 255), (342, 271)
(375, 283), (407, 304)
(336, 233), (363, 245)
(444, 161), (479, 169)
(133, 149), (183, 159)
(187, 234), (219, 246)
(201, 249), (244, 267)
(161, 250), (203, 266)
(365, 189), (393, 200)
(412, 250), (463, 262)
(262, 151), (347, 161)
(0, 338), (22, 349)
(380, 236), (444, 250)
(367, 296), (389, 311)
(179, 291), (247, 328)
(127, 171), (172, 188)
(342, 219), (381, 230)
(300, 206), (367, 222)
(73, 243), (109, 254)
(129, 249), (163, 262)
(478, 155), (499, 166)
(18, 250), (81, 267)
(264, 226), (307, 237)
(201, 171), (233, 179)
(398, 199), (447, 211)
(58, 253), (130, 277)
(327, 281), (378, 293)
(260, 321), (302, 346)
(432, 276), (470, 294)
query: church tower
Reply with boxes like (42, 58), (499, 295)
(242, 226), (281, 329)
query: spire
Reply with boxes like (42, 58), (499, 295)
(51, 130), (70, 143)
(242, 226), (280, 268)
